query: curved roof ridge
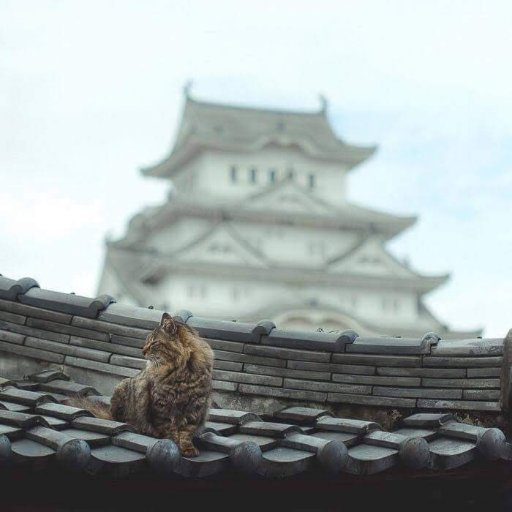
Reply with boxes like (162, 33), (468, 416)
(142, 93), (377, 178)
(0, 272), (489, 344)
(186, 93), (326, 117)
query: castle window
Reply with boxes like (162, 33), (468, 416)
(249, 167), (257, 183)
(287, 168), (294, 180)
(230, 165), (237, 182)
(269, 169), (277, 183)
(308, 174), (315, 189)
(142, 274), (161, 286)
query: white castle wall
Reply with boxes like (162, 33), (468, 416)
(173, 146), (349, 206)
(151, 270), (420, 333)
(97, 100), (465, 336)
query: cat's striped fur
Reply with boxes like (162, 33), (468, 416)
(67, 313), (213, 457)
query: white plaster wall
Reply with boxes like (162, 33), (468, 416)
(159, 274), (287, 318)
(144, 216), (359, 268)
(172, 226), (265, 267)
(171, 158), (200, 194)
(154, 271), (420, 328)
(145, 218), (212, 254)
(329, 237), (414, 278)
(176, 147), (349, 207)
(229, 221), (359, 267)
(119, 144), (439, 334)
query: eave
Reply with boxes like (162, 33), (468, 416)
(141, 137), (377, 179)
(114, 199), (417, 249)
(112, 246), (449, 295)
(141, 95), (377, 179)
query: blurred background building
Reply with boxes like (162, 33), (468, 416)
(97, 89), (479, 338)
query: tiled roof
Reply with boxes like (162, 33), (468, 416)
(141, 96), (377, 178)
(0, 369), (510, 479)
(0, 274), (507, 415)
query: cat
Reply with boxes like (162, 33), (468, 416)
(67, 313), (213, 457)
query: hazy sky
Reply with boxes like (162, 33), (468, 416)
(1, 0), (510, 337)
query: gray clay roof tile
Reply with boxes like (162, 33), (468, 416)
(0, 273), (504, 415)
(0, 370), (509, 480)
(0, 276), (39, 301)
(0, 274), (509, 481)
(19, 288), (113, 318)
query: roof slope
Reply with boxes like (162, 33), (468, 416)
(0, 273), (504, 416)
(105, 242), (450, 299)
(0, 369), (510, 480)
(116, 192), (417, 244)
(142, 95), (377, 178)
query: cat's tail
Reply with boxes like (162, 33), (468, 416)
(64, 396), (113, 420)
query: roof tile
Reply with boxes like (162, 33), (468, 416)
(71, 416), (134, 435)
(0, 298), (72, 324)
(262, 328), (356, 353)
(0, 274), (509, 481)
(346, 336), (433, 355)
(273, 406), (331, 424)
(0, 387), (57, 407)
(0, 276), (39, 301)
(19, 288), (112, 318)
(239, 420), (302, 438)
(28, 370), (69, 383)
(98, 303), (163, 330)
(186, 316), (263, 344)
(34, 403), (92, 421)
(208, 409), (260, 425)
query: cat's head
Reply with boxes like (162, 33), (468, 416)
(142, 312), (189, 365)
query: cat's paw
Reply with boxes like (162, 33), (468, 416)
(181, 446), (200, 458)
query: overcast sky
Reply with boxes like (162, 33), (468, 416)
(1, 0), (510, 337)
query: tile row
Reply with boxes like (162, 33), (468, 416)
(0, 371), (509, 479)
(2, 274), (502, 356)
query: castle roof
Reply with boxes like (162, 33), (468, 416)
(142, 95), (377, 178)
(118, 188), (417, 244)
(111, 245), (449, 295)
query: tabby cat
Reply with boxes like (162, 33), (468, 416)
(68, 313), (213, 457)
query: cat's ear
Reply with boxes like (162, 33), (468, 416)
(160, 312), (178, 335)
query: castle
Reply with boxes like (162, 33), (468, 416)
(98, 89), (478, 338)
